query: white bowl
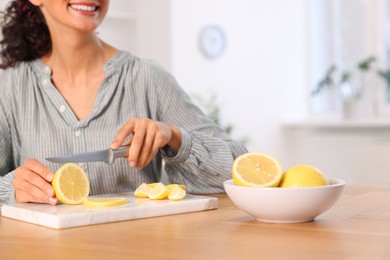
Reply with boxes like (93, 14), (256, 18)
(223, 178), (345, 223)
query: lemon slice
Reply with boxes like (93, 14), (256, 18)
(279, 164), (328, 188)
(148, 182), (171, 200)
(147, 183), (158, 188)
(148, 183), (186, 190)
(134, 183), (152, 198)
(51, 163), (90, 205)
(168, 184), (186, 201)
(135, 183), (187, 199)
(166, 184), (186, 191)
(232, 152), (283, 187)
(83, 197), (127, 207)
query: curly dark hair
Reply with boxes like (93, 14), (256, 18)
(0, 0), (51, 69)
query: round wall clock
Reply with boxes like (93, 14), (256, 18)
(199, 25), (227, 59)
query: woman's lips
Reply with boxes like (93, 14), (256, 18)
(69, 3), (100, 13)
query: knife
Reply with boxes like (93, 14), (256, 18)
(46, 145), (130, 165)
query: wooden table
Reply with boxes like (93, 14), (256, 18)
(1, 184), (390, 259)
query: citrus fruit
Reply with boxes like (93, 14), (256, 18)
(166, 184), (186, 191)
(51, 163), (90, 205)
(134, 183), (152, 198)
(167, 184), (186, 200)
(147, 183), (158, 188)
(147, 183), (186, 190)
(83, 197), (127, 207)
(279, 164), (328, 188)
(232, 152), (283, 187)
(148, 182), (171, 200)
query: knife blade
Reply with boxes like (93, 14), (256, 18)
(46, 145), (130, 165)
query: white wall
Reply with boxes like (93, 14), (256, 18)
(168, 0), (309, 166)
(283, 124), (390, 184)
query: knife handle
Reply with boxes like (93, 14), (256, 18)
(112, 144), (130, 159)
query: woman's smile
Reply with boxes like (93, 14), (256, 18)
(68, 2), (100, 15)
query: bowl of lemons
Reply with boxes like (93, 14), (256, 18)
(223, 152), (345, 223)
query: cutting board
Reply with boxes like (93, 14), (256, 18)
(1, 193), (218, 229)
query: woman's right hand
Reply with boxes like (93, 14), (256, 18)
(13, 159), (58, 205)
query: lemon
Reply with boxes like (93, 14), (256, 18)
(83, 197), (127, 207)
(51, 163), (90, 205)
(148, 182), (171, 200)
(135, 183), (187, 200)
(147, 183), (158, 188)
(148, 183), (186, 190)
(232, 152), (283, 187)
(279, 164), (328, 188)
(134, 183), (152, 198)
(167, 184), (186, 201)
(166, 184), (186, 191)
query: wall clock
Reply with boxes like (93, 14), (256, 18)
(199, 25), (226, 59)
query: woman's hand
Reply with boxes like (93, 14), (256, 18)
(111, 117), (182, 170)
(13, 159), (58, 205)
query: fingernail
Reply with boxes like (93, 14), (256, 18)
(49, 197), (57, 205)
(110, 141), (118, 149)
(129, 161), (136, 168)
(46, 173), (53, 182)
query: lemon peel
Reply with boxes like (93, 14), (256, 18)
(279, 164), (328, 188)
(83, 197), (127, 207)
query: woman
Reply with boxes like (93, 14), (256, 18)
(0, 0), (247, 207)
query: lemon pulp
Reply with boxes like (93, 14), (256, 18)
(134, 183), (152, 198)
(51, 163), (90, 205)
(148, 182), (171, 200)
(232, 152), (283, 187)
(167, 184), (186, 201)
(134, 182), (187, 200)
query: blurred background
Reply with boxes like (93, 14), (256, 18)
(1, 0), (390, 184)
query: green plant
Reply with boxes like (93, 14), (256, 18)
(191, 92), (251, 146)
(377, 69), (390, 101)
(311, 65), (336, 95)
(312, 56), (380, 97)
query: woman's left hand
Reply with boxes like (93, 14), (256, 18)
(110, 117), (181, 169)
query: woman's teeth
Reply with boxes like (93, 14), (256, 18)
(70, 4), (97, 12)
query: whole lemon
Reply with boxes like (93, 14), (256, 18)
(279, 164), (328, 188)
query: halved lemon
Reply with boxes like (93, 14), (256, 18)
(51, 163), (90, 205)
(232, 152), (283, 187)
(148, 182), (171, 200)
(134, 183), (152, 198)
(83, 197), (127, 207)
(168, 184), (186, 201)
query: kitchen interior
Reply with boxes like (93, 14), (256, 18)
(0, 0), (388, 184)
(95, 0), (390, 184)
(1, 1), (390, 258)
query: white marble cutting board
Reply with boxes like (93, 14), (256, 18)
(1, 193), (218, 229)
